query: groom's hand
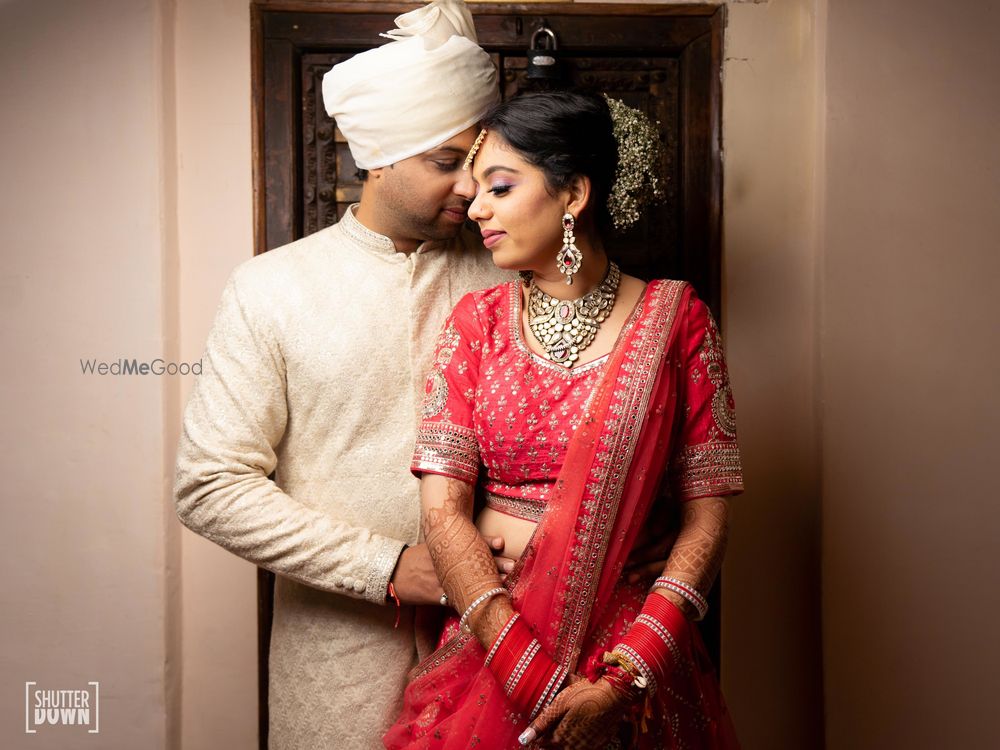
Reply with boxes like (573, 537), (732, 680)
(390, 537), (510, 606)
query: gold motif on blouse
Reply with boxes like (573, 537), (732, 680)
(697, 313), (737, 438)
(421, 321), (461, 418)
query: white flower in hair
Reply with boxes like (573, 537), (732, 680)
(604, 96), (667, 230)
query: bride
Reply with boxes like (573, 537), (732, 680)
(385, 90), (743, 749)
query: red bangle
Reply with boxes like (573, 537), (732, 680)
(652, 576), (709, 620)
(489, 617), (534, 683)
(614, 593), (688, 689)
(486, 615), (563, 717)
(509, 646), (544, 704)
(643, 591), (687, 637)
(485, 613), (520, 667)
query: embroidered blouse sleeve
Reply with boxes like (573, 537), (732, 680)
(669, 294), (745, 501)
(411, 293), (483, 485)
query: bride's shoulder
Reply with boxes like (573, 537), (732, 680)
(622, 275), (691, 303)
(644, 277), (694, 300)
(450, 279), (518, 328)
(636, 278), (707, 328)
(460, 278), (517, 309)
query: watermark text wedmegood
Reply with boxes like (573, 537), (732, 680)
(25, 681), (99, 734)
(80, 358), (202, 376)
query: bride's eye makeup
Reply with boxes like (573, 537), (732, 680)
(479, 164), (521, 196)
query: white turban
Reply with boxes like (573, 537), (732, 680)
(322, 0), (499, 170)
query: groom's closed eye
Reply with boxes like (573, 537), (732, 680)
(432, 159), (461, 172)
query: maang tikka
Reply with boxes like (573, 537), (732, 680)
(555, 212), (582, 285)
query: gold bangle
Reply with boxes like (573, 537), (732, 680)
(602, 650), (641, 679)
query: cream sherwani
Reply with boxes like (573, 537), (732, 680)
(174, 207), (507, 748)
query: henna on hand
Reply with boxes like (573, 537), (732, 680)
(421, 474), (513, 647)
(529, 678), (625, 748)
(657, 495), (729, 616)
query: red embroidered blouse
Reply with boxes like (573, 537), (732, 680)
(412, 280), (742, 521)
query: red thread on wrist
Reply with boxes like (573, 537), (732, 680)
(387, 581), (401, 629)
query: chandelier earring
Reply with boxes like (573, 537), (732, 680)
(555, 212), (582, 285)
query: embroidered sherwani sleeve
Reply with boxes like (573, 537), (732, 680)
(411, 293), (482, 485)
(174, 269), (404, 604)
(669, 295), (745, 501)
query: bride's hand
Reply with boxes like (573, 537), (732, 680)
(519, 676), (626, 748)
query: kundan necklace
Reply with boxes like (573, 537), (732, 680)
(527, 261), (620, 368)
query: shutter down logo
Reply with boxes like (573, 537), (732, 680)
(25, 682), (99, 734)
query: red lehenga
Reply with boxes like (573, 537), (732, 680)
(384, 279), (744, 749)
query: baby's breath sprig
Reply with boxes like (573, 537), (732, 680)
(604, 95), (666, 231)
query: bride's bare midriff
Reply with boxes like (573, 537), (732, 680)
(476, 507), (537, 561)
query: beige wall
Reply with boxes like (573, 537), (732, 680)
(3, 1), (997, 748)
(720, 1), (826, 747)
(0, 0), (180, 748)
(821, 1), (1000, 747)
(174, 1), (258, 748)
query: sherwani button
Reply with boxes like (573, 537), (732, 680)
(334, 576), (344, 588)
(342, 576), (355, 589)
(353, 580), (366, 593)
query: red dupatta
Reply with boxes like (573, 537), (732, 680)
(385, 280), (704, 749)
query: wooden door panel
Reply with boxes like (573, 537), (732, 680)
(302, 52), (357, 232)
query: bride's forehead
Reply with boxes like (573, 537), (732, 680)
(480, 133), (514, 157)
(473, 137), (532, 174)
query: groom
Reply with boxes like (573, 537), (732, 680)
(174, 2), (508, 747)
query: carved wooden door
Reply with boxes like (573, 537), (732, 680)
(252, 4), (724, 746)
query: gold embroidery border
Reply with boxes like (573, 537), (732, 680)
(412, 421), (480, 484)
(485, 492), (546, 523)
(554, 280), (689, 669)
(672, 440), (744, 500)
